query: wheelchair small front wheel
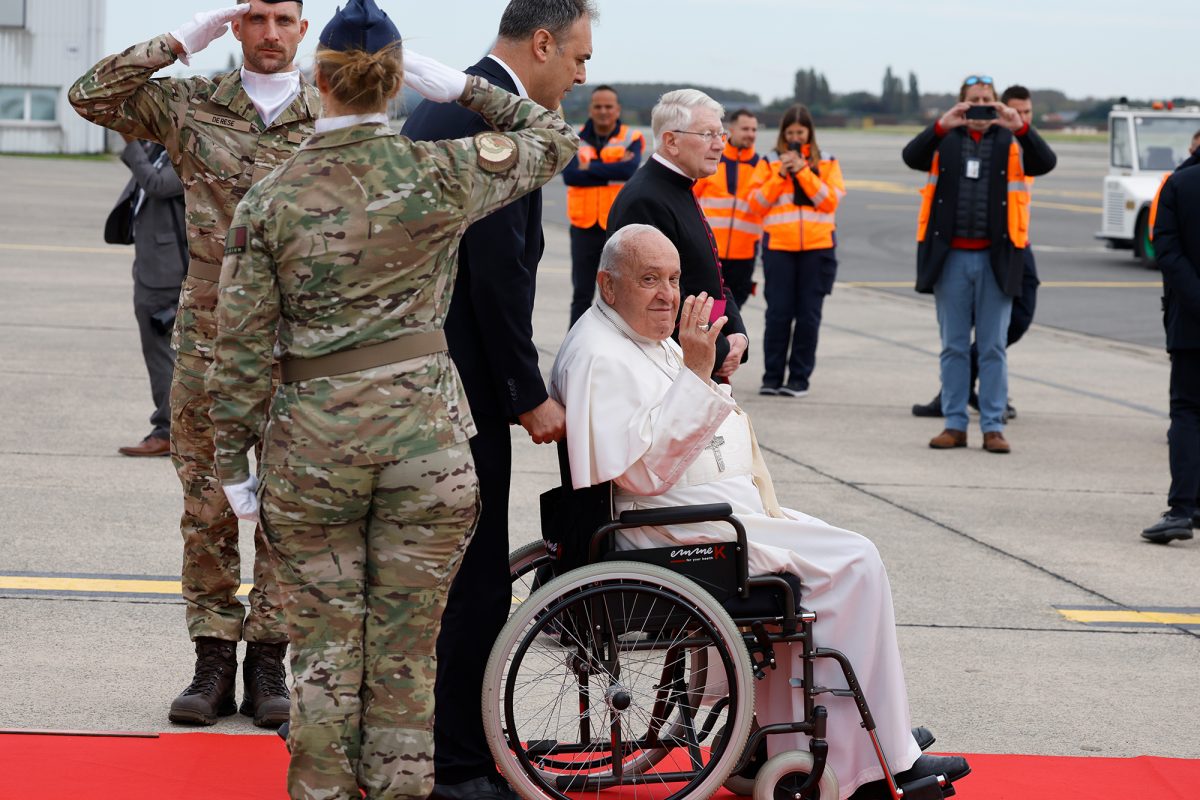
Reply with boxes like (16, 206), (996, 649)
(752, 751), (839, 800)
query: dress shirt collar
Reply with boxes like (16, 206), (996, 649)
(486, 54), (529, 98)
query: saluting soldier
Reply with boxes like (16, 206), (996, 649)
(204, 2), (578, 797)
(69, 0), (321, 727)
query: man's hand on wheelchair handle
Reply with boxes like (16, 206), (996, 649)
(519, 397), (566, 445)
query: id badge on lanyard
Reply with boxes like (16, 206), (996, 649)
(965, 157), (981, 180)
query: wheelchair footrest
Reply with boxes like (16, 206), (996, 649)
(898, 774), (953, 800)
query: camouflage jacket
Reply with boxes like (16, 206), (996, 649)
(69, 35), (321, 358)
(207, 78), (579, 483)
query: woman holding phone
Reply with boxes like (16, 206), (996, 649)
(749, 104), (846, 397)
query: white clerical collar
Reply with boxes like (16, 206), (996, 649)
(241, 66), (300, 126)
(486, 54), (529, 98)
(648, 151), (696, 178)
(595, 296), (665, 346)
(315, 112), (390, 134)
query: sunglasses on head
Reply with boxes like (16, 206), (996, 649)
(964, 75), (994, 86)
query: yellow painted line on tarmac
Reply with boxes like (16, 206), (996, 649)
(1057, 607), (1200, 627)
(842, 180), (1101, 214)
(1032, 200), (1102, 214)
(0, 575), (251, 598)
(0, 243), (127, 255)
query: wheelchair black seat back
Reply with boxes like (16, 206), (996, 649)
(485, 442), (956, 800)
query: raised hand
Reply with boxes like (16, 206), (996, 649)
(678, 293), (728, 380)
(169, 4), (250, 65)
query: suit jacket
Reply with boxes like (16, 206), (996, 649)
(1154, 163), (1200, 351)
(117, 140), (187, 293)
(606, 157), (748, 368)
(401, 57), (547, 425)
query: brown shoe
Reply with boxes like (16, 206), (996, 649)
(118, 434), (170, 457)
(983, 431), (1011, 454)
(929, 429), (967, 449)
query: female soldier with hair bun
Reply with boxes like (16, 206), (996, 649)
(204, 1), (579, 797)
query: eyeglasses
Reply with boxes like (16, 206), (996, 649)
(964, 75), (994, 86)
(670, 130), (729, 144)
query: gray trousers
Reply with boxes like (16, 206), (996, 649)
(133, 284), (178, 439)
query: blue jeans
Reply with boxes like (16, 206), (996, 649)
(934, 249), (1012, 433)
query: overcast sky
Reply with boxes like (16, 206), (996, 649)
(104, 0), (1196, 103)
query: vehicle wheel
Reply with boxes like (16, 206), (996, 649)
(1135, 212), (1157, 268)
(752, 751), (839, 800)
(483, 560), (755, 800)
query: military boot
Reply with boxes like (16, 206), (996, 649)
(240, 641), (291, 728)
(168, 637), (238, 725)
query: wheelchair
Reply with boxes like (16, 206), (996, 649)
(480, 448), (956, 800)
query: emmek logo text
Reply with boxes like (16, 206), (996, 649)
(669, 545), (727, 562)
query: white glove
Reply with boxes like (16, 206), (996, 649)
(403, 50), (470, 104)
(223, 474), (260, 523)
(170, 4), (250, 66)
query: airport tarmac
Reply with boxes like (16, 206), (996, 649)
(0, 133), (1197, 764)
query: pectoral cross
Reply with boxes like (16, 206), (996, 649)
(705, 436), (726, 472)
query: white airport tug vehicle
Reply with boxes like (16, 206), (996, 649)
(1098, 104), (1200, 265)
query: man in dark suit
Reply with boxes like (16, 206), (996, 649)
(1143, 158), (1200, 544)
(400, 2), (594, 798)
(111, 136), (187, 457)
(606, 88), (750, 379)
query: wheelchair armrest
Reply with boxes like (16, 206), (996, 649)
(618, 503), (733, 526)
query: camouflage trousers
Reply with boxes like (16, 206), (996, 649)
(261, 444), (479, 800)
(170, 351), (286, 643)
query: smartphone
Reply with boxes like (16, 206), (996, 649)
(965, 105), (998, 121)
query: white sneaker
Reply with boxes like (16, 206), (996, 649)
(778, 386), (809, 398)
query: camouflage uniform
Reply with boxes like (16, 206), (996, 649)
(69, 36), (320, 644)
(206, 77), (578, 800)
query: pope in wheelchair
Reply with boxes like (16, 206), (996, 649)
(481, 225), (970, 800)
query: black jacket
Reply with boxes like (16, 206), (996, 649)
(1154, 163), (1200, 351)
(401, 57), (547, 424)
(606, 157), (748, 368)
(902, 123), (1057, 297)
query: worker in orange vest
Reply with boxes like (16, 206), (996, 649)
(563, 85), (645, 325)
(694, 109), (766, 307)
(747, 104), (846, 397)
(913, 85), (1046, 422)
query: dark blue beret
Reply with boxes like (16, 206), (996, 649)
(319, 0), (402, 52)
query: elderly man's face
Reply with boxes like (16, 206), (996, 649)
(232, 0), (307, 74)
(599, 234), (682, 340)
(663, 106), (725, 180)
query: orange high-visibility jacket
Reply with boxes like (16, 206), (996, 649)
(916, 143), (1031, 249)
(1150, 172), (1170, 241)
(564, 123), (645, 230)
(747, 147), (846, 251)
(694, 144), (767, 260)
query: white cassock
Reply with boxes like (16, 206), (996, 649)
(550, 300), (922, 799)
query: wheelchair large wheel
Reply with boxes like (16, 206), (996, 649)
(484, 561), (755, 800)
(509, 540), (554, 607)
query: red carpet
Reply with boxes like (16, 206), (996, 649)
(1, 732), (1198, 799)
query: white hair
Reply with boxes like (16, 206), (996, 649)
(599, 224), (670, 277)
(651, 88), (726, 143)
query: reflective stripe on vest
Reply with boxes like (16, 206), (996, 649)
(695, 147), (766, 260)
(916, 140), (1030, 248)
(566, 124), (644, 230)
(756, 154), (844, 252)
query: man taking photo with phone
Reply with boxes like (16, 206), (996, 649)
(902, 75), (1056, 453)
